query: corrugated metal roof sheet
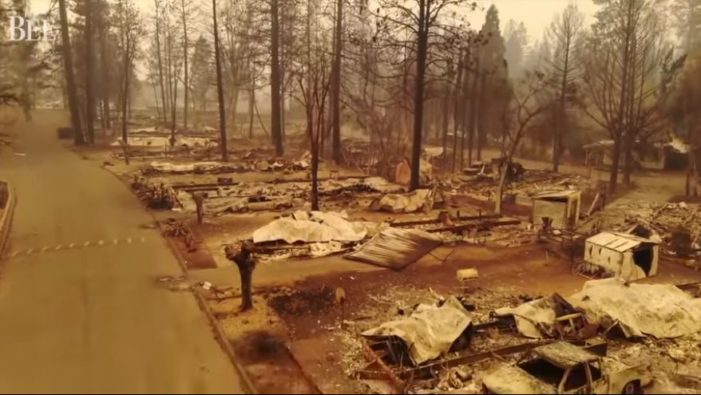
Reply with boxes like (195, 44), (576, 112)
(345, 227), (442, 270)
(586, 232), (659, 252)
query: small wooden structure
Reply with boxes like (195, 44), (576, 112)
(584, 232), (660, 281)
(532, 190), (581, 230)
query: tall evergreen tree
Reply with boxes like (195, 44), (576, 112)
(475, 5), (509, 162)
(504, 19), (528, 79)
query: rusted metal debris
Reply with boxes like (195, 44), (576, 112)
(345, 228), (442, 270)
(357, 336), (612, 393)
(358, 339), (552, 393)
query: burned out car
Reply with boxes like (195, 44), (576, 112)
(482, 342), (652, 394)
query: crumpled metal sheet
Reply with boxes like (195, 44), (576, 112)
(252, 211), (370, 244)
(492, 297), (558, 339)
(361, 296), (471, 365)
(568, 278), (701, 338)
(370, 189), (433, 213)
(344, 227), (442, 270)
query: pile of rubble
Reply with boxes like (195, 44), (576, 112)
(174, 177), (404, 216)
(445, 168), (594, 203)
(141, 153), (312, 176)
(130, 175), (177, 209)
(589, 201), (701, 259)
(244, 209), (525, 265)
(336, 279), (701, 394)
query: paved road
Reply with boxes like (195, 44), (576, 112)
(0, 113), (244, 393)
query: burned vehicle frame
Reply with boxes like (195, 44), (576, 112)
(482, 341), (652, 394)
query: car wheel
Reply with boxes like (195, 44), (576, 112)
(623, 381), (642, 394)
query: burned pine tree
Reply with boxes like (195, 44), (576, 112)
(330, 0), (344, 164)
(294, 0), (333, 211)
(221, 0), (260, 139)
(544, 4), (584, 173)
(270, 0), (284, 155)
(369, 0), (479, 190)
(473, 5), (509, 165)
(115, 0), (141, 146)
(96, 0), (113, 132)
(212, 0), (229, 161)
(178, 0), (192, 130)
(495, 72), (550, 215)
(580, 0), (669, 194)
(153, 0), (169, 125)
(58, 0), (85, 145)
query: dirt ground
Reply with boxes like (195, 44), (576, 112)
(74, 130), (701, 394)
(203, 240), (701, 393)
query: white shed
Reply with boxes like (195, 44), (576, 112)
(532, 190), (581, 230)
(584, 232), (659, 281)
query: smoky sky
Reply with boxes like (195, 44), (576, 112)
(28, 0), (598, 48)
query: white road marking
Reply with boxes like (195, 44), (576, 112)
(9, 234), (152, 258)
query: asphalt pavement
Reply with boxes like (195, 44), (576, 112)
(0, 112), (244, 393)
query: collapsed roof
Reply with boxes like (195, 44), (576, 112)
(568, 279), (701, 338)
(361, 296), (472, 365)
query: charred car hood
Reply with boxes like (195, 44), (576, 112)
(483, 365), (557, 394)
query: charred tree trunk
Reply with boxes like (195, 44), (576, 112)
(170, 77), (178, 145)
(623, 129), (634, 186)
(248, 83), (255, 139)
(331, 0), (343, 164)
(213, 0), (228, 161)
(225, 243), (256, 312)
(85, 0), (95, 144)
(155, 1), (168, 124)
(467, 71), (479, 166)
(409, 0), (429, 191)
(476, 74), (487, 161)
(181, 0), (189, 130)
(610, 1), (633, 194)
(553, 36), (571, 173)
(609, 138), (622, 194)
(165, 28), (176, 145)
(121, 37), (130, 145)
(58, 0), (84, 145)
(688, 130), (699, 197)
(99, 19), (111, 130)
(441, 96), (449, 168)
(227, 88), (240, 136)
(311, 134), (320, 210)
(270, 0), (284, 155)
(450, 52), (464, 172)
